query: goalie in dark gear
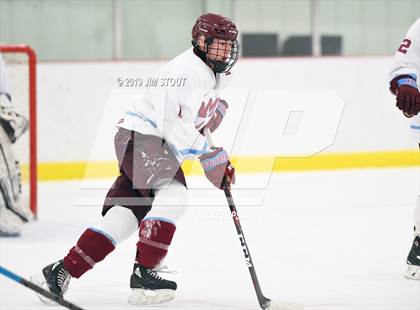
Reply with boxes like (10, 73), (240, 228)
(0, 54), (32, 237)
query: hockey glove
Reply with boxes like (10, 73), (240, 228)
(206, 99), (228, 133)
(199, 147), (235, 189)
(391, 76), (420, 117)
(0, 95), (29, 143)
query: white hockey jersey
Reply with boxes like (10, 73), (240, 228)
(117, 47), (231, 163)
(389, 18), (420, 141)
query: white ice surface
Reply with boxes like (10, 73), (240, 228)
(1, 168), (419, 310)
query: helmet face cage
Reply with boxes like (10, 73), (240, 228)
(204, 38), (239, 73)
(192, 13), (239, 74)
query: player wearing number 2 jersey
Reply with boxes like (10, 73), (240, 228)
(389, 18), (420, 280)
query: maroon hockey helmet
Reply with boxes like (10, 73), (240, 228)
(191, 13), (239, 73)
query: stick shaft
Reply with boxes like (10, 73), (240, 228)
(223, 182), (271, 309)
(203, 127), (270, 309)
(204, 127), (215, 147)
(0, 265), (85, 310)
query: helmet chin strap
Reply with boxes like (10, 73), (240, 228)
(192, 39), (228, 74)
(211, 61), (228, 73)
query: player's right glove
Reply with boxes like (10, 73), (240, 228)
(390, 76), (420, 117)
(199, 147), (235, 189)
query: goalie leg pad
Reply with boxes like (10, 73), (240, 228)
(0, 177), (33, 222)
(0, 203), (23, 236)
(0, 125), (33, 222)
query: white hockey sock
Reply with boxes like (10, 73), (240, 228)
(146, 180), (189, 224)
(94, 206), (139, 245)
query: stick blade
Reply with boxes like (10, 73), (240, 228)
(267, 300), (304, 310)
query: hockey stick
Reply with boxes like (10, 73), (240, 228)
(0, 265), (85, 310)
(203, 128), (303, 310)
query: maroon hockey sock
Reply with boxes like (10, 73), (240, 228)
(63, 228), (115, 278)
(136, 218), (176, 268)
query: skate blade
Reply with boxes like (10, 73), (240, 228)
(128, 288), (175, 305)
(30, 273), (56, 305)
(267, 300), (304, 310)
(404, 265), (420, 280)
(0, 231), (21, 237)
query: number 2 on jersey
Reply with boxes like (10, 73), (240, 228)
(398, 39), (411, 54)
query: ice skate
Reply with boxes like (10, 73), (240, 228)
(31, 259), (71, 304)
(405, 236), (420, 280)
(128, 263), (176, 305)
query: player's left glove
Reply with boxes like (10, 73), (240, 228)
(390, 76), (420, 117)
(199, 147), (235, 189)
(397, 85), (420, 117)
(205, 99), (228, 133)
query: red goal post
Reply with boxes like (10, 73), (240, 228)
(0, 45), (37, 217)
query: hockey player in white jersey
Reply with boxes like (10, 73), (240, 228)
(0, 53), (32, 237)
(33, 13), (238, 305)
(389, 18), (420, 280)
